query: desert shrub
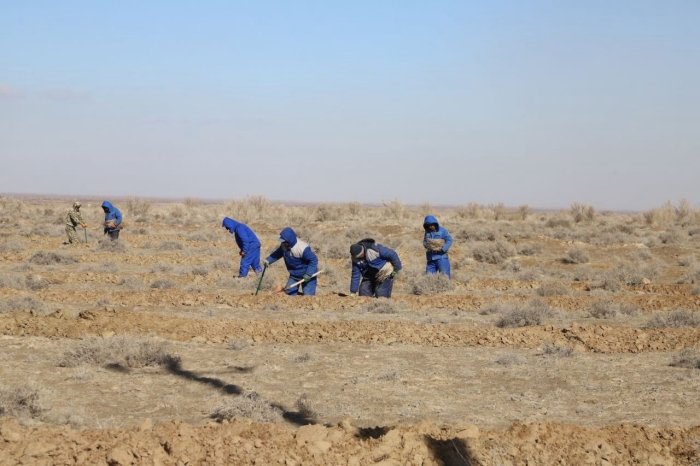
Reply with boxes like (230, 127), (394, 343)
(645, 310), (700, 328)
(29, 251), (76, 265)
(679, 256), (696, 267)
(191, 266), (210, 276)
(517, 205), (530, 220)
(494, 354), (524, 366)
(588, 300), (620, 319)
(564, 248), (589, 264)
(542, 343), (573, 357)
(570, 203), (595, 223)
(158, 240), (183, 251)
(472, 240), (516, 264)
(362, 300), (402, 314)
(517, 243), (542, 256)
(659, 229), (685, 245)
(228, 339), (250, 351)
(490, 202), (507, 221)
(314, 204), (342, 222)
(536, 282), (570, 297)
(377, 370), (399, 381)
(294, 394), (318, 421)
(670, 350), (700, 369)
(117, 276), (144, 290)
(677, 266), (700, 285)
(500, 259), (521, 273)
(151, 279), (175, 289)
(125, 198), (152, 218)
(0, 296), (49, 315)
(382, 199), (406, 220)
(97, 238), (127, 252)
(0, 239), (25, 253)
(545, 216), (572, 229)
(458, 227), (497, 242)
(410, 274), (455, 295)
(24, 274), (50, 291)
(455, 203), (486, 219)
(0, 274), (25, 289)
(59, 336), (178, 368)
(495, 299), (553, 328)
(210, 392), (283, 423)
(293, 353), (311, 363)
(133, 228), (149, 235)
(0, 385), (46, 419)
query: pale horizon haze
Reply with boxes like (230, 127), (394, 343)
(1, 1), (699, 211)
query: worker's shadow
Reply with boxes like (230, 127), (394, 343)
(162, 356), (316, 426)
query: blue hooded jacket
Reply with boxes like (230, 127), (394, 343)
(222, 217), (261, 253)
(423, 215), (452, 260)
(266, 227), (318, 278)
(350, 239), (402, 293)
(102, 201), (122, 229)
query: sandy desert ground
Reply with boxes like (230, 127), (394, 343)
(1, 196), (699, 465)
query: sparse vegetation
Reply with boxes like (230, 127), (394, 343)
(151, 279), (175, 289)
(0, 296), (49, 315)
(564, 248), (589, 264)
(29, 251), (76, 265)
(645, 310), (700, 328)
(59, 336), (179, 368)
(542, 344), (574, 357)
(362, 300), (402, 314)
(210, 391), (283, 423)
(410, 273), (455, 295)
(537, 282), (570, 296)
(495, 300), (553, 328)
(670, 350), (700, 369)
(472, 240), (516, 264)
(0, 385), (46, 419)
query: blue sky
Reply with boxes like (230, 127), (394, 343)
(1, 1), (699, 209)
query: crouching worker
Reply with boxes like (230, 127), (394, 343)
(65, 201), (87, 244)
(423, 214), (452, 278)
(101, 201), (123, 240)
(222, 217), (263, 277)
(264, 227), (318, 296)
(349, 239), (402, 298)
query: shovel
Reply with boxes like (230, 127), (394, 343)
(83, 227), (88, 244)
(254, 263), (268, 296)
(275, 270), (324, 293)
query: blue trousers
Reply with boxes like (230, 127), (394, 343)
(239, 246), (263, 277)
(285, 275), (317, 296)
(426, 257), (451, 278)
(359, 276), (394, 298)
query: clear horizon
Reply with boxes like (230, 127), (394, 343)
(2, 1), (699, 211)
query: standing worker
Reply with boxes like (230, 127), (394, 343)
(264, 227), (318, 296)
(349, 238), (402, 298)
(222, 217), (263, 278)
(64, 201), (87, 244)
(101, 201), (123, 240)
(423, 215), (452, 278)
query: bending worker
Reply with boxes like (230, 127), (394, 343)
(222, 217), (263, 278)
(101, 201), (123, 240)
(349, 238), (402, 298)
(264, 227), (319, 296)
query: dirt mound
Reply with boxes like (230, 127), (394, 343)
(2, 310), (699, 353)
(1, 417), (698, 465)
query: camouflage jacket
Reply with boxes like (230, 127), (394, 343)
(65, 208), (84, 227)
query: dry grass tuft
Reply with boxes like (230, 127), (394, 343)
(645, 310), (700, 328)
(670, 350), (700, 369)
(29, 251), (76, 265)
(0, 385), (46, 419)
(564, 248), (590, 264)
(495, 300), (553, 328)
(210, 392), (283, 423)
(362, 300), (402, 314)
(410, 273), (455, 295)
(472, 240), (516, 264)
(0, 296), (49, 315)
(536, 282), (570, 297)
(542, 343), (574, 357)
(150, 279), (175, 289)
(58, 336), (179, 368)
(97, 238), (127, 252)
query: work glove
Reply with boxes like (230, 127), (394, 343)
(389, 270), (400, 279)
(302, 274), (312, 283)
(239, 250), (245, 257)
(81, 224), (87, 228)
(349, 292), (359, 298)
(263, 260), (270, 267)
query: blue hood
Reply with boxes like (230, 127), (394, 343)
(222, 217), (240, 233)
(279, 227), (297, 247)
(423, 215), (439, 228)
(102, 201), (114, 212)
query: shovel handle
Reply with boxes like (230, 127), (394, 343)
(284, 270), (324, 291)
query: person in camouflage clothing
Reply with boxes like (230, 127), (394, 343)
(65, 201), (87, 244)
